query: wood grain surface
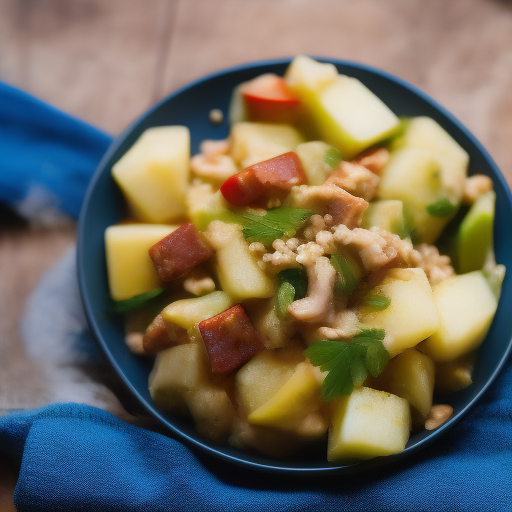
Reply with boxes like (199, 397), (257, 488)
(1, 0), (512, 508)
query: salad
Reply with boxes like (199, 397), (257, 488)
(104, 55), (505, 461)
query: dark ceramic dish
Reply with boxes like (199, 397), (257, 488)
(77, 57), (512, 474)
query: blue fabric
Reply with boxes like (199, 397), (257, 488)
(0, 81), (112, 219)
(0, 82), (511, 511)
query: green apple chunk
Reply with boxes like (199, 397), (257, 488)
(328, 387), (411, 461)
(367, 348), (435, 417)
(377, 147), (453, 244)
(361, 199), (408, 238)
(229, 122), (304, 168)
(186, 181), (236, 231)
(112, 126), (190, 223)
(161, 291), (235, 331)
(420, 271), (498, 362)
(393, 116), (468, 203)
(456, 190), (495, 274)
(148, 343), (209, 412)
(285, 55), (400, 159)
(360, 268), (440, 357)
(295, 141), (334, 185)
(205, 222), (276, 301)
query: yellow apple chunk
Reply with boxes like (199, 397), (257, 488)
(360, 268), (440, 356)
(112, 126), (190, 223)
(105, 223), (177, 301)
(420, 271), (498, 362)
(229, 122), (304, 168)
(148, 343), (209, 412)
(367, 348), (435, 417)
(161, 291), (235, 331)
(285, 55), (400, 159)
(206, 222), (276, 301)
(328, 387), (411, 461)
(295, 141), (333, 185)
(247, 362), (323, 429)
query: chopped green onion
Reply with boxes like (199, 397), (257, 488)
(276, 282), (296, 318)
(364, 294), (391, 310)
(111, 288), (166, 314)
(278, 268), (308, 300)
(331, 254), (359, 297)
(323, 148), (342, 168)
(426, 198), (458, 218)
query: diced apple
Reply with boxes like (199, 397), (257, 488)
(456, 190), (495, 273)
(360, 268), (440, 357)
(112, 126), (190, 223)
(393, 116), (468, 203)
(235, 346), (305, 415)
(377, 147), (451, 243)
(161, 291), (235, 331)
(295, 141), (333, 185)
(148, 342), (209, 412)
(367, 348), (435, 417)
(420, 271), (498, 362)
(435, 352), (476, 393)
(206, 222), (276, 301)
(105, 223), (177, 301)
(229, 122), (305, 168)
(361, 199), (408, 238)
(186, 182), (235, 231)
(247, 362), (323, 430)
(285, 55), (400, 159)
(328, 387), (411, 461)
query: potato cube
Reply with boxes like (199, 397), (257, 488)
(105, 223), (177, 301)
(328, 387), (411, 461)
(112, 126), (190, 223)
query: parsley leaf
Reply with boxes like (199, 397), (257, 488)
(426, 198), (458, 217)
(275, 268), (308, 318)
(304, 329), (390, 401)
(111, 288), (165, 314)
(364, 294), (391, 310)
(240, 207), (313, 244)
(323, 148), (342, 168)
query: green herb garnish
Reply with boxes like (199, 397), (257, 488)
(111, 288), (166, 314)
(364, 294), (391, 310)
(323, 148), (342, 168)
(331, 254), (359, 297)
(275, 268), (308, 318)
(241, 207), (313, 244)
(426, 198), (458, 218)
(304, 329), (390, 401)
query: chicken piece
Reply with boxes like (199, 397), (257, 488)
(199, 139), (230, 157)
(289, 184), (368, 229)
(351, 147), (389, 174)
(325, 161), (379, 201)
(462, 174), (494, 205)
(199, 305), (266, 373)
(190, 154), (238, 182)
(182, 268), (216, 296)
(149, 223), (214, 282)
(415, 243), (455, 286)
(142, 314), (188, 354)
(287, 256), (336, 323)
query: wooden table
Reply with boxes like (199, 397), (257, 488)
(1, 0), (512, 508)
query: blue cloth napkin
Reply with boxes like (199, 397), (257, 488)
(1, 82), (511, 512)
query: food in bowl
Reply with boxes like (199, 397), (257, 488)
(103, 55), (505, 462)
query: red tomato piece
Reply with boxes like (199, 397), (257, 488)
(241, 74), (299, 123)
(149, 222), (213, 282)
(220, 152), (307, 206)
(199, 305), (265, 374)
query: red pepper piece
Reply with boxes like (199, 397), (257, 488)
(241, 74), (300, 123)
(149, 223), (213, 282)
(220, 152), (307, 206)
(199, 305), (265, 374)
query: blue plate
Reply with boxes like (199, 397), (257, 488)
(77, 57), (512, 474)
